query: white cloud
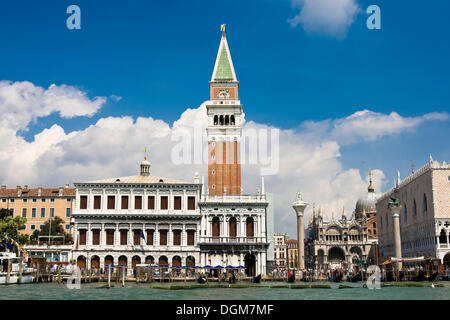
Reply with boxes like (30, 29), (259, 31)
(288, 0), (361, 38)
(0, 80), (447, 236)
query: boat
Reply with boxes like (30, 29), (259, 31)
(413, 270), (426, 281)
(333, 274), (343, 283)
(426, 272), (438, 282)
(350, 273), (361, 282)
(197, 275), (207, 284)
(0, 252), (35, 285)
(251, 274), (261, 283)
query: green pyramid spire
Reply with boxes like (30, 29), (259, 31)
(215, 45), (234, 80)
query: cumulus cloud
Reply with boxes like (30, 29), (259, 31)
(0, 80), (447, 236)
(288, 0), (361, 38)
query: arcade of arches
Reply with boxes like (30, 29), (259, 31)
(74, 254), (198, 271)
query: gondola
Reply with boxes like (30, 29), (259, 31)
(412, 270), (426, 282)
(251, 274), (261, 283)
(197, 275), (207, 284)
(333, 274), (343, 283)
(426, 272), (438, 282)
(385, 271), (394, 282)
(350, 273), (361, 282)
(287, 275), (295, 283)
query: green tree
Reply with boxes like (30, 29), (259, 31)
(0, 208), (29, 248)
(30, 216), (73, 243)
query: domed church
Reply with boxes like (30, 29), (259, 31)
(354, 171), (378, 241)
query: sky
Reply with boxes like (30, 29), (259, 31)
(0, 0), (449, 237)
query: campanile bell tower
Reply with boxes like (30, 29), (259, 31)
(206, 25), (242, 195)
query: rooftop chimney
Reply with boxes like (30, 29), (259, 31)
(17, 186), (22, 197)
(38, 187), (42, 197)
(59, 187), (64, 196)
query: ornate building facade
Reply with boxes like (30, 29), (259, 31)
(70, 26), (269, 276)
(72, 160), (202, 272)
(305, 206), (375, 270)
(376, 156), (450, 268)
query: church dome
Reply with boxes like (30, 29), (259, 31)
(355, 172), (377, 214)
(355, 195), (376, 214)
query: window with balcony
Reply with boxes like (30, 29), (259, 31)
(212, 217), (220, 237)
(79, 230), (86, 245)
(120, 230), (128, 245)
(173, 230), (181, 245)
(160, 230), (168, 245)
(187, 230), (195, 245)
(92, 229), (100, 245)
(133, 230), (141, 245)
(106, 229), (114, 245)
(229, 217), (237, 238)
(146, 230), (154, 245)
(246, 217), (254, 238)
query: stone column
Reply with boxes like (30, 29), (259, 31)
(390, 205), (403, 270)
(292, 192), (308, 271)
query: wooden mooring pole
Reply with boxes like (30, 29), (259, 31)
(18, 255), (23, 285)
(121, 266), (125, 287)
(107, 265), (111, 289)
(6, 258), (11, 285)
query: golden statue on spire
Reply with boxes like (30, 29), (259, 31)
(221, 24), (226, 33)
(141, 147), (149, 160)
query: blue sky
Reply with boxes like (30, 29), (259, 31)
(0, 0), (449, 232)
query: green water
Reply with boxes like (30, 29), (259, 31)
(0, 282), (449, 300)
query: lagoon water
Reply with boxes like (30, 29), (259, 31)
(0, 282), (449, 300)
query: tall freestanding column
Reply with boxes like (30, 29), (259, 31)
(388, 175), (403, 271)
(292, 192), (308, 271)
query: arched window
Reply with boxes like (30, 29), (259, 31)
(225, 115), (229, 125)
(439, 229), (448, 244)
(413, 199), (417, 216)
(423, 194), (428, 215)
(219, 115), (224, 126)
(403, 204), (407, 223)
(214, 115), (218, 125)
(246, 217), (254, 238)
(230, 115), (235, 125)
(212, 217), (220, 237)
(229, 217), (237, 238)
